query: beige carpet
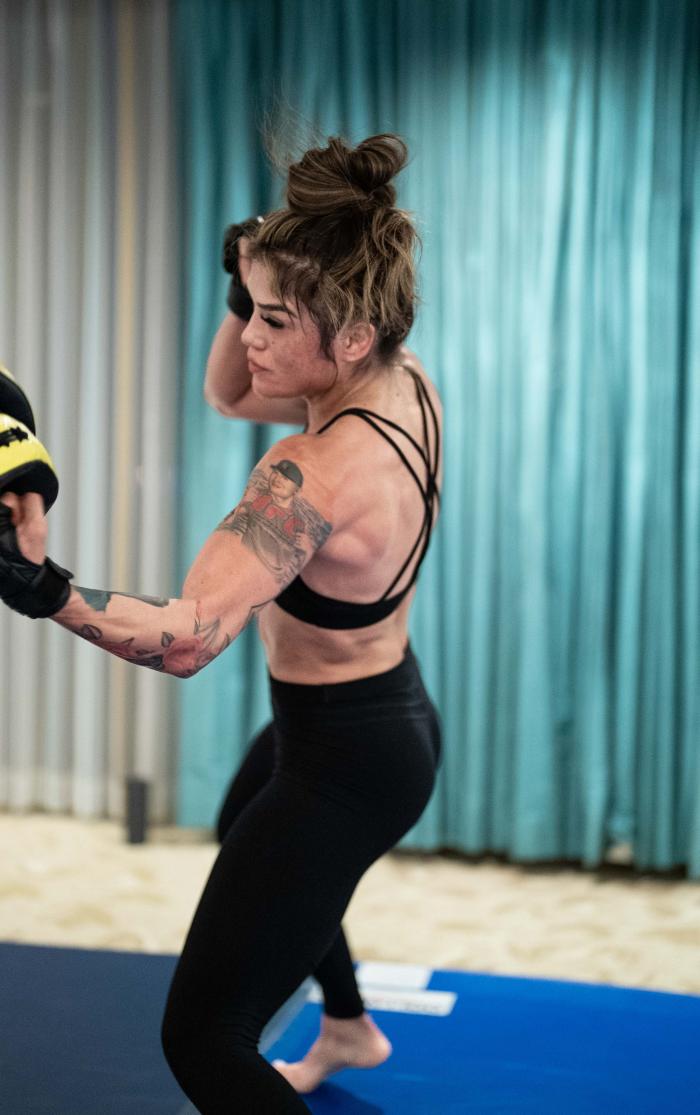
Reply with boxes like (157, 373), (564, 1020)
(1, 814), (699, 996)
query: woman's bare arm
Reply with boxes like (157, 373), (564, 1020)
(203, 315), (307, 424)
(203, 312), (252, 411)
(48, 434), (333, 677)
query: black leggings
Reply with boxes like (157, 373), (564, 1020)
(161, 645), (442, 1113)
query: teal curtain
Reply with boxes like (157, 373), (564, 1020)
(174, 0), (700, 877)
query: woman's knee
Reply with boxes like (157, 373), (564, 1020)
(161, 998), (258, 1081)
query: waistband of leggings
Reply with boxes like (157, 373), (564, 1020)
(269, 643), (418, 706)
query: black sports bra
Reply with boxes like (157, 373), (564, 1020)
(274, 367), (441, 629)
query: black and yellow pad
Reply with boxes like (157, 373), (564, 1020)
(0, 413), (58, 513)
(0, 363), (36, 435)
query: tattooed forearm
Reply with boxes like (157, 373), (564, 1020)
(51, 587), (235, 678)
(74, 586), (170, 612)
(216, 459), (332, 585)
(72, 610), (233, 677)
(70, 627), (175, 672)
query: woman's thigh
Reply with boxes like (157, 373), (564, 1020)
(166, 772), (373, 1042)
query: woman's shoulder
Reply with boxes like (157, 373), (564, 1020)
(302, 348), (442, 473)
(396, 346), (443, 418)
(263, 349), (441, 511)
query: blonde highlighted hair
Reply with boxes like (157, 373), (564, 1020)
(248, 132), (421, 363)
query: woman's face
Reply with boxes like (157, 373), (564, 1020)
(241, 260), (337, 399)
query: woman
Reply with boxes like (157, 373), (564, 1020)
(0, 132), (442, 1112)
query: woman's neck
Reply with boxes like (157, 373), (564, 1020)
(305, 357), (401, 433)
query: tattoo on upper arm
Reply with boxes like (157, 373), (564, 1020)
(63, 458), (329, 676)
(216, 460), (332, 584)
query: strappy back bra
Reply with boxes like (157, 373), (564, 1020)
(274, 367), (441, 630)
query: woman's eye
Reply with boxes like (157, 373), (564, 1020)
(261, 315), (283, 329)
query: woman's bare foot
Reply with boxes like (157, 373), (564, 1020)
(272, 1011), (392, 1094)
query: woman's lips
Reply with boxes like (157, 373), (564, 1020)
(248, 359), (268, 373)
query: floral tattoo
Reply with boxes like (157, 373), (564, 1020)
(70, 587), (271, 676)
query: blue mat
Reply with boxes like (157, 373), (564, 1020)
(1, 942), (699, 1113)
(274, 970), (700, 1114)
(0, 943), (185, 1114)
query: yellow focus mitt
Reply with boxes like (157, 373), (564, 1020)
(0, 365), (59, 513)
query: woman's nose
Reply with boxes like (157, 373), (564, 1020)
(240, 317), (263, 349)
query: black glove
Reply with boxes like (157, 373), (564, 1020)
(0, 503), (73, 618)
(222, 216), (263, 321)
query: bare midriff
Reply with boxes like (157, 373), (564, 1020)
(258, 587), (415, 684)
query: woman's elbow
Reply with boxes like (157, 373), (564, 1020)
(162, 635), (210, 679)
(203, 379), (238, 417)
(167, 628), (240, 678)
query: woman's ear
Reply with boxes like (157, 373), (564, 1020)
(337, 321), (377, 365)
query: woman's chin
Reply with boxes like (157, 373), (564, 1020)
(250, 376), (273, 397)
(251, 377), (294, 400)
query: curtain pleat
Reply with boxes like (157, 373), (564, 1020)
(46, 0), (97, 816)
(683, 5), (700, 878)
(173, 0), (266, 827)
(5, 0), (49, 809)
(129, 0), (180, 822)
(0, 0), (179, 822)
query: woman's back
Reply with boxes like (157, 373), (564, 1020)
(257, 349), (443, 683)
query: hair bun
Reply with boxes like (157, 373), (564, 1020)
(347, 134), (407, 204)
(253, 126), (419, 363)
(286, 133), (407, 217)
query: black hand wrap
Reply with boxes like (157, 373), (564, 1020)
(221, 216), (263, 321)
(0, 504), (73, 618)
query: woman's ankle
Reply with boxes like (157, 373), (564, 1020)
(322, 1011), (374, 1033)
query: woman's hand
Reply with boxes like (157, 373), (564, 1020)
(0, 491), (47, 566)
(237, 236), (252, 287)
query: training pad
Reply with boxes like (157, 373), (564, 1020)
(1, 943), (699, 1113)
